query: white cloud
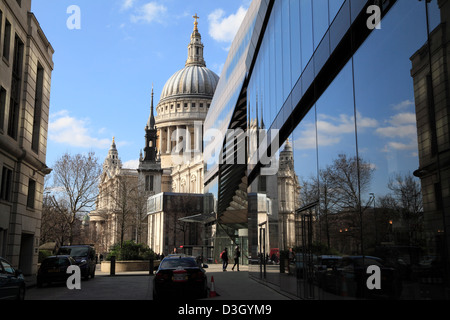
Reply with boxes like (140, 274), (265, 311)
(387, 112), (417, 126)
(131, 2), (167, 24)
(377, 111), (418, 154)
(208, 6), (247, 43)
(122, 159), (139, 169)
(391, 99), (414, 111)
(376, 112), (417, 138)
(49, 110), (111, 149)
(376, 124), (417, 139)
(121, 0), (136, 11)
(293, 112), (378, 150)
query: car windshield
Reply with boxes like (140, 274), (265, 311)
(160, 258), (198, 269)
(42, 257), (70, 267)
(58, 247), (89, 257)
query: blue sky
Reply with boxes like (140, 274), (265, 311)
(31, 0), (251, 169)
(31, 0), (431, 201)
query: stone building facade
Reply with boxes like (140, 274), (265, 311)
(0, 0), (54, 276)
(89, 16), (218, 255)
(155, 15), (219, 194)
(412, 0), (450, 266)
(88, 138), (150, 254)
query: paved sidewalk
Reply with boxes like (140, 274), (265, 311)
(201, 264), (293, 300)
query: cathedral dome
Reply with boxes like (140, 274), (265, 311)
(159, 14), (219, 104)
(160, 65), (219, 103)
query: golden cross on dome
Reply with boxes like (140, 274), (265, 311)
(193, 13), (199, 31)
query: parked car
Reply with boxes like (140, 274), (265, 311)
(314, 255), (342, 287)
(321, 256), (402, 299)
(153, 256), (208, 300)
(37, 255), (77, 288)
(57, 245), (96, 280)
(292, 253), (317, 278)
(0, 257), (25, 300)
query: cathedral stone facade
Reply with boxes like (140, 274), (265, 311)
(89, 16), (218, 255)
(156, 15), (219, 194)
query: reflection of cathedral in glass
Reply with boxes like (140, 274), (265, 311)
(206, 0), (450, 300)
(277, 140), (301, 250)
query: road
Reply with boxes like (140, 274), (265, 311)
(25, 264), (292, 301)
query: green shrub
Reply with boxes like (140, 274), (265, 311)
(106, 241), (156, 261)
(39, 250), (53, 263)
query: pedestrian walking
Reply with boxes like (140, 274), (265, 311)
(232, 246), (241, 271)
(221, 248), (229, 271)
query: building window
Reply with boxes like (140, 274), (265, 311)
(27, 178), (36, 209)
(199, 103), (203, 108)
(2, 19), (11, 61)
(258, 175), (267, 193)
(7, 35), (24, 140)
(32, 64), (44, 153)
(184, 103), (188, 108)
(145, 175), (154, 192)
(0, 167), (12, 202)
(0, 87), (6, 132)
(192, 103), (196, 108)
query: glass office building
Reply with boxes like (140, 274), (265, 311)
(204, 0), (450, 299)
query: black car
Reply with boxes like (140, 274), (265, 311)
(57, 245), (96, 280)
(314, 255), (342, 287)
(0, 257), (25, 300)
(37, 255), (77, 288)
(322, 256), (402, 299)
(153, 256), (208, 300)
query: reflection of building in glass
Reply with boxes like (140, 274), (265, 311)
(277, 140), (301, 250)
(0, 1), (54, 278)
(412, 0), (450, 272)
(205, 0), (450, 299)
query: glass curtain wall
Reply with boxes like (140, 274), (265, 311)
(247, 0), (449, 300)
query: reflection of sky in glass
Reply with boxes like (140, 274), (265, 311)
(246, 0), (443, 204)
(288, 0), (439, 201)
(204, 1), (261, 178)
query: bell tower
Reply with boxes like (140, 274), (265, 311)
(138, 86), (162, 196)
(144, 86), (158, 162)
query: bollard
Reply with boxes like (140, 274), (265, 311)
(110, 256), (116, 276)
(149, 258), (154, 275)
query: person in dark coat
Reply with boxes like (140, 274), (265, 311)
(232, 246), (241, 271)
(221, 248), (229, 271)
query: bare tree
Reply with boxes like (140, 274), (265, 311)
(388, 173), (423, 245)
(41, 193), (71, 247)
(330, 154), (374, 254)
(110, 176), (140, 248)
(51, 152), (102, 245)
